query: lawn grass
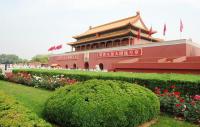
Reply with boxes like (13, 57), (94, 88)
(152, 114), (198, 127)
(0, 80), (198, 127)
(0, 80), (52, 117)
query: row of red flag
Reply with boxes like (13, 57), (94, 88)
(163, 20), (183, 36)
(48, 44), (62, 51)
(137, 19), (184, 40)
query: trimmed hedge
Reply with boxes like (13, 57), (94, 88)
(44, 79), (160, 127)
(0, 69), (3, 80)
(13, 69), (200, 95)
(0, 91), (51, 127)
(0, 74), (4, 80)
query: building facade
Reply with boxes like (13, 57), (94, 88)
(49, 12), (200, 74)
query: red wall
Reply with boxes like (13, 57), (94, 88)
(49, 43), (192, 70)
(88, 43), (187, 70)
(186, 44), (200, 56)
(49, 54), (85, 69)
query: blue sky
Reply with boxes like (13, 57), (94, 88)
(0, 0), (200, 59)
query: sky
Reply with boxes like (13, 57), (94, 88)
(0, 0), (200, 59)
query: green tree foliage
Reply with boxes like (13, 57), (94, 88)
(31, 54), (49, 63)
(0, 54), (27, 64)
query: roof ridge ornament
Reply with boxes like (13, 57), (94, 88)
(89, 26), (92, 30)
(136, 11), (140, 16)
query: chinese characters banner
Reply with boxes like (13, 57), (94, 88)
(98, 49), (142, 58)
(55, 55), (79, 61)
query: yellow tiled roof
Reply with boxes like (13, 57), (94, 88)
(68, 29), (160, 45)
(69, 30), (130, 45)
(73, 12), (148, 39)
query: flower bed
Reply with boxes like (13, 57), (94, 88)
(0, 91), (51, 127)
(12, 69), (200, 95)
(44, 79), (160, 127)
(3, 69), (200, 125)
(4, 71), (77, 90)
(154, 85), (200, 124)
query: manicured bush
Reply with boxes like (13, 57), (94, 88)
(13, 69), (200, 95)
(44, 79), (160, 127)
(0, 91), (52, 127)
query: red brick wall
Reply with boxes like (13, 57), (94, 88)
(186, 44), (200, 56)
(49, 43), (188, 70)
(88, 43), (187, 70)
(49, 54), (85, 69)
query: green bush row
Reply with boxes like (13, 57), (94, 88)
(44, 79), (160, 127)
(0, 74), (4, 80)
(0, 91), (52, 127)
(0, 69), (3, 80)
(13, 69), (200, 95)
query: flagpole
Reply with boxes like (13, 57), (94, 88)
(163, 23), (167, 41)
(149, 25), (152, 42)
(180, 19), (183, 39)
(180, 32), (182, 39)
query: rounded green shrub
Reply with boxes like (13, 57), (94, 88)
(0, 91), (51, 127)
(44, 79), (160, 127)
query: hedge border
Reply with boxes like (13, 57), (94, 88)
(12, 69), (200, 95)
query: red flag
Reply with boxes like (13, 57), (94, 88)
(148, 26), (153, 37)
(56, 44), (62, 50)
(48, 47), (52, 51)
(48, 46), (56, 51)
(137, 29), (141, 41)
(163, 24), (167, 36)
(51, 46), (56, 51)
(180, 19), (183, 32)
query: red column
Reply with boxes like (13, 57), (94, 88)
(132, 38), (135, 46)
(112, 41), (114, 48)
(119, 39), (122, 46)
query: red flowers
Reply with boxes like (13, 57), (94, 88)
(66, 79), (77, 85)
(176, 104), (181, 107)
(179, 98), (185, 103)
(170, 85), (176, 89)
(190, 101), (196, 106)
(174, 92), (181, 97)
(154, 85), (200, 124)
(194, 95), (200, 101)
(163, 89), (169, 94)
(5, 72), (78, 90)
(154, 87), (161, 94)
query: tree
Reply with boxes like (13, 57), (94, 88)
(0, 54), (26, 64)
(31, 54), (49, 63)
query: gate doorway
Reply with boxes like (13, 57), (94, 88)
(99, 63), (104, 70)
(84, 62), (89, 70)
(73, 64), (77, 69)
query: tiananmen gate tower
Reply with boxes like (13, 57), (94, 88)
(49, 12), (200, 74)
